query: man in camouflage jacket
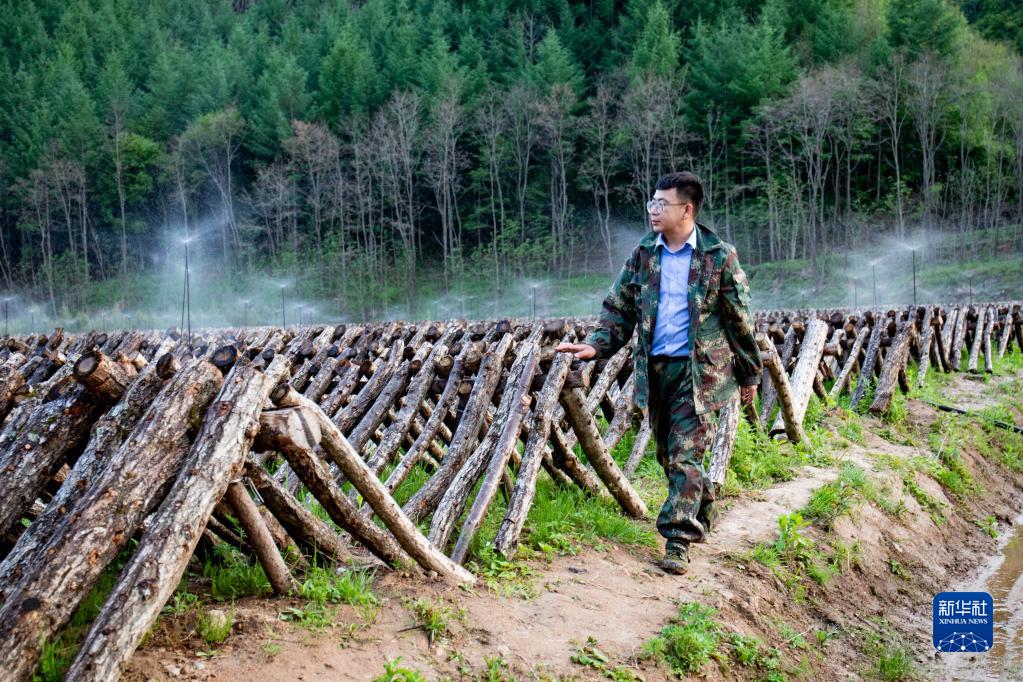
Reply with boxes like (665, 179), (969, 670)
(558, 171), (762, 574)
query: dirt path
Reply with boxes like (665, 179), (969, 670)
(126, 376), (1023, 682)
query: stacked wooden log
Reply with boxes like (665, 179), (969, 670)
(0, 300), (1018, 680)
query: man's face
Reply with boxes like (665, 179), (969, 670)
(649, 188), (692, 234)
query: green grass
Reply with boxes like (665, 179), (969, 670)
(33, 548), (134, 681)
(374, 657), (428, 682)
(864, 630), (915, 681)
(571, 637), (644, 681)
(723, 419), (803, 494)
(404, 598), (463, 644)
(519, 477), (658, 555)
(197, 606), (234, 644)
(640, 602), (725, 676)
(641, 602), (787, 678)
(203, 551), (272, 601)
(298, 566), (378, 608)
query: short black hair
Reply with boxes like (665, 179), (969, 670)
(655, 171), (703, 216)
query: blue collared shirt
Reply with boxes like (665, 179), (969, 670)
(650, 229), (697, 357)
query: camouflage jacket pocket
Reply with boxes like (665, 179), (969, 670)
(695, 338), (731, 366)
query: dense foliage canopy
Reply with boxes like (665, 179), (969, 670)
(0, 0), (1021, 321)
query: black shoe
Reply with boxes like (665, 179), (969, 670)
(659, 542), (690, 575)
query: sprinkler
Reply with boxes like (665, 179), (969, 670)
(280, 284), (287, 327)
(240, 299), (250, 327)
(911, 247), (918, 307)
(180, 235), (193, 349)
(872, 261), (878, 306)
(2, 298), (8, 337)
(530, 285), (539, 320)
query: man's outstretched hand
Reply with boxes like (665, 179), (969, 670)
(556, 342), (597, 360)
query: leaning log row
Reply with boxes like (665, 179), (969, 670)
(0, 301), (1018, 681)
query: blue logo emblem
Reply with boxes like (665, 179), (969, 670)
(933, 592), (993, 653)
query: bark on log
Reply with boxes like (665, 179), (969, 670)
(623, 417), (652, 479)
(63, 357), (286, 682)
(246, 463), (351, 564)
(584, 344), (632, 414)
(829, 326), (869, 400)
(601, 375), (635, 453)
(869, 320), (915, 414)
(915, 306), (936, 388)
(368, 343), (448, 478)
(273, 387), (476, 584)
(0, 382), (112, 541)
(850, 321), (884, 408)
(72, 351), (137, 402)
(770, 319), (827, 437)
(968, 306), (986, 373)
(560, 386), (648, 518)
(759, 327), (796, 426)
(447, 345), (538, 563)
(223, 481), (297, 595)
(319, 361), (362, 417)
(493, 346), (573, 557)
(332, 340), (403, 435)
(256, 405), (407, 567)
(0, 363), (27, 424)
(0, 362), (172, 593)
(707, 398), (740, 487)
(982, 307), (995, 374)
(350, 343), (434, 457)
(548, 423), (606, 497)
(0, 359), (223, 682)
(758, 335), (807, 444)
(950, 307), (969, 371)
(938, 307), (956, 371)
(402, 333), (513, 523)
(997, 310), (1013, 358)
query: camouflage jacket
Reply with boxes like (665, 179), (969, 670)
(585, 223), (762, 415)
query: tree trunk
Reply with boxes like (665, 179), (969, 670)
(0, 362), (170, 595)
(448, 345), (538, 563)
(759, 327), (796, 425)
(770, 319), (827, 436)
(967, 306), (987, 373)
(223, 481), (297, 596)
(246, 463), (350, 564)
(257, 405), (408, 568)
(559, 386), (647, 518)
(850, 321), (884, 408)
(403, 333), (513, 523)
(869, 320), (915, 414)
(997, 310), (1013, 358)
(982, 306), (996, 374)
(0, 359), (223, 682)
(707, 398), (740, 487)
(758, 334), (807, 444)
(64, 357), (286, 682)
(493, 347), (572, 558)
(950, 307), (969, 371)
(273, 386), (475, 584)
(915, 306), (936, 388)
(829, 326), (869, 399)
(384, 346), (466, 494)
(623, 417), (652, 479)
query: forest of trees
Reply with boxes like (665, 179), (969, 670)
(1, 0), (1022, 323)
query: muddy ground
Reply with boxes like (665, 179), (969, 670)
(125, 370), (1023, 681)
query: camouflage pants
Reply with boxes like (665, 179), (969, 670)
(647, 357), (715, 545)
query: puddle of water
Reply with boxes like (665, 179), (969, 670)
(940, 520), (1023, 681)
